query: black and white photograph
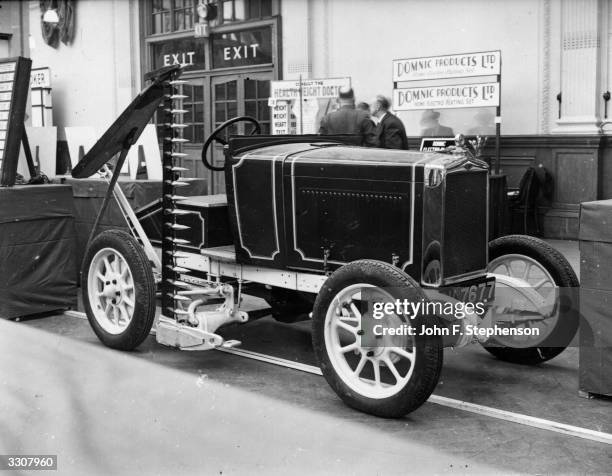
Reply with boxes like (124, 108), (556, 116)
(0, 0), (611, 474)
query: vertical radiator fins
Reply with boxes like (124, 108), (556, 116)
(160, 69), (193, 321)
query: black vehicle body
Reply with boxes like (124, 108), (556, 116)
(224, 135), (489, 287)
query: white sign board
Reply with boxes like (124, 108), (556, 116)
(17, 127), (57, 178)
(393, 51), (500, 82)
(271, 100), (293, 135)
(269, 77), (352, 135)
(126, 124), (162, 180)
(393, 82), (500, 111)
(270, 77), (351, 100)
(30, 67), (51, 88)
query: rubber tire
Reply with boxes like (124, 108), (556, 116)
(82, 230), (156, 351)
(266, 287), (314, 323)
(485, 234), (579, 365)
(312, 259), (443, 418)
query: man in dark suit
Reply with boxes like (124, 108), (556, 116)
(319, 87), (378, 147)
(371, 95), (409, 150)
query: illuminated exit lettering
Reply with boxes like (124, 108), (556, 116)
(224, 44), (259, 61)
(163, 51), (196, 67)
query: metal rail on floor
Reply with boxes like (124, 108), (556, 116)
(63, 310), (612, 445)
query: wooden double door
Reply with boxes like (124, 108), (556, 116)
(175, 71), (272, 194)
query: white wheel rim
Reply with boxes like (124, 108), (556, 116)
(324, 283), (416, 399)
(87, 247), (136, 335)
(487, 253), (559, 347)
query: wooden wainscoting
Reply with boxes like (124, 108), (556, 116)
(408, 134), (607, 239)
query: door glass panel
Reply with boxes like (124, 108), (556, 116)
(182, 83), (205, 144)
(259, 100), (270, 120)
(227, 81), (237, 100)
(245, 79), (256, 99)
(214, 79), (238, 138)
(193, 125), (204, 143)
(215, 102), (226, 122)
(257, 80), (270, 98)
(153, 14), (162, 33)
(245, 101), (256, 118)
(227, 101), (238, 119)
(241, 78), (271, 134)
(193, 84), (203, 102)
(215, 83), (226, 100)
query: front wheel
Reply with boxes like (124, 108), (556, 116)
(312, 259), (443, 418)
(82, 230), (156, 350)
(484, 235), (579, 364)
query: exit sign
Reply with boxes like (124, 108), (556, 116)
(211, 26), (272, 69)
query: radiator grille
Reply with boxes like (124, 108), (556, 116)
(443, 170), (488, 277)
(294, 187), (410, 264)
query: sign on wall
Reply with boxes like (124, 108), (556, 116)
(269, 77), (351, 135)
(152, 38), (206, 70)
(211, 27), (273, 69)
(392, 49), (501, 172)
(30, 67), (51, 88)
(270, 100), (295, 135)
(30, 67), (53, 127)
(419, 138), (456, 152)
(270, 77), (351, 100)
(393, 82), (499, 111)
(393, 50), (501, 82)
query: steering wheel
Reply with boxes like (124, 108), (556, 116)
(201, 116), (262, 171)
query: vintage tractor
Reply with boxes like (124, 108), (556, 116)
(73, 66), (579, 418)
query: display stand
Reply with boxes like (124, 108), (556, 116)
(0, 57), (79, 317)
(0, 56), (44, 186)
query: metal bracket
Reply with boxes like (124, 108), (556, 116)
(156, 282), (248, 351)
(322, 246), (333, 276)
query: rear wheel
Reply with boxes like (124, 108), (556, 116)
(82, 230), (156, 350)
(484, 235), (579, 364)
(312, 259), (443, 418)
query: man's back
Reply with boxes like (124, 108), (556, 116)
(319, 106), (377, 146)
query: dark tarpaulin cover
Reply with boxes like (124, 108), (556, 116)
(0, 185), (77, 318)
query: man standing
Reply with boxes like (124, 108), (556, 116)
(420, 109), (454, 137)
(371, 95), (409, 150)
(319, 87), (378, 147)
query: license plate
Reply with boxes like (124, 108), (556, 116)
(441, 276), (495, 304)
